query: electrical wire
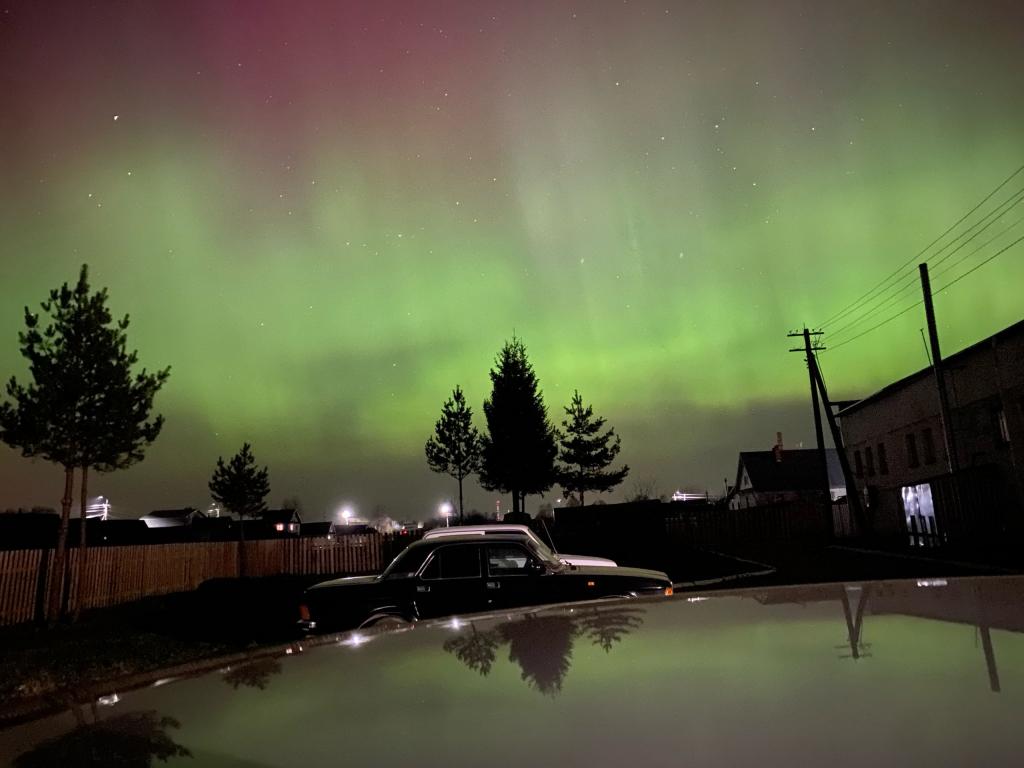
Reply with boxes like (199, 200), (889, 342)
(827, 211), (1024, 343)
(823, 184), (1024, 334)
(828, 233), (1024, 351)
(818, 164), (1024, 328)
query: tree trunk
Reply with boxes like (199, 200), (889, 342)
(48, 466), (75, 625)
(237, 512), (247, 578)
(580, 489), (585, 507)
(458, 475), (465, 525)
(72, 465), (89, 622)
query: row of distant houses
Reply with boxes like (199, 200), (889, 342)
(724, 318), (1023, 542)
(0, 508), (376, 551)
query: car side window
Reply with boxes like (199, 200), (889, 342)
(420, 545), (482, 580)
(486, 545), (535, 576)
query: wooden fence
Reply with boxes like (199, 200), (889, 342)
(665, 501), (830, 548)
(0, 535), (385, 627)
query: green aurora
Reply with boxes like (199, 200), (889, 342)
(1, 1), (1022, 518)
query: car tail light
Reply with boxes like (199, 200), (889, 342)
(664, 586), (674, 596)
(299, 604), (311, 622)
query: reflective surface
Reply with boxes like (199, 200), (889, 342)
(3, 576), (1024, 767)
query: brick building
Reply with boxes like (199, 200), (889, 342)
(838, 319), (1024, 540)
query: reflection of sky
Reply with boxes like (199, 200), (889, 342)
(4, 584), (1024, 766)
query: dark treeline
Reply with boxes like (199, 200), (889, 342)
(425, 337), (629, 519)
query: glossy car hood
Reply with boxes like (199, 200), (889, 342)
(306, 574), (379, 590)
(4, 576), (1024, 767)
(559, 553), (618, 568)
(556, 563), (668, 580)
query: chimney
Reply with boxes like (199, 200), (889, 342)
(773, 432), (784, 462)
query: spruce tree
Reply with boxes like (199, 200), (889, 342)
(557, 390), (629, 506)
(425, 386), (482, 523)
(480, 337), (558, 515)
(0, 265), (169, 623)
(209, 443), (270, 576)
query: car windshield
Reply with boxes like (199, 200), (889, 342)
(381, 545), (433, 578)
(524, 536), (562, 568)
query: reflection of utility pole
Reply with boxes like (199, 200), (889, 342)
(789, 328), (831, 533)
(837, 584), (872, 660)
(979, 626), (1001, 693)
(974, 583), (1001, 693)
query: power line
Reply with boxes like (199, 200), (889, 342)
(934, 232), (1024, 293)
(823, 184), (1024, 334)
(828, 232), (1024, 351)
(829, 301), (923, 351)
(818, 164), (1024, 328)
(931, 214), (1024, 281)
(827, 210), (1024, 343)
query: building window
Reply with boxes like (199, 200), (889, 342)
(854, 450), (863, 478)
(865, 446), (875, 477)
(274, 523), (285, 532)
(877, 442), (889, 475)
(906, 433), (920, 468)
(922, 428), (936, 465)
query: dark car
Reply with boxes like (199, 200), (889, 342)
(299, 533), (672, 631)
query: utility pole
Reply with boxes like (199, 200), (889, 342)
(919, 263), (962, 517)
(807, 350), (870, 536)
(789, 328), (829, 501)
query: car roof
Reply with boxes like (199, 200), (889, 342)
(8, 576), (1023, 765)
(409, 532), (534, 549)
(423, 524), (533, 537)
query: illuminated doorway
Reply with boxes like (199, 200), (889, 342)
(901, 483), (936, 546)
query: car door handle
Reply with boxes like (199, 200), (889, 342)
(416, 585), (430, 593)
(486, 581), (500, 590)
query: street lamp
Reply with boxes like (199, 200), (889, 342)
(439, 501), (454, 527)
(340, 506), (353, 527)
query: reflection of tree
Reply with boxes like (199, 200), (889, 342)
(577, 607), (645, 652)
(442, 623), (500, 676)
(14, 710), (191, 767)
(443, 607), (645, 696)
(500, 614), (577, 696)
(222, 658), (283, 690)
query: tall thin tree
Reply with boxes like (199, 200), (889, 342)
(0, 265), (169, 623)
(209, 443), (270, 577)
(480, 338), (558, 515)
(557, 390), (629, 507)
(425, 386), (482, 524)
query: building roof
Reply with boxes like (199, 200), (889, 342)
(301, 521), (334, 534)
(838, 318), (1024, 417)
(735, 448), (842, 493)
(144, 508), (203, 519)
(262, 509), (302, 525)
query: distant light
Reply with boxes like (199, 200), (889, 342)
(916, 579), (947, 588)
(342, 633), (369, 648)
(97, 693), (120, 707)
(449, 617), (463, 630)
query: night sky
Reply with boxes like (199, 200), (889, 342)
(1, 1), (1022, 521)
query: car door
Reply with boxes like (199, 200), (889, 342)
(483, 543), (552, 611)
(412, 543), (486, 620)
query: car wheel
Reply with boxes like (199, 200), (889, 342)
(359, 613), (412, 630)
